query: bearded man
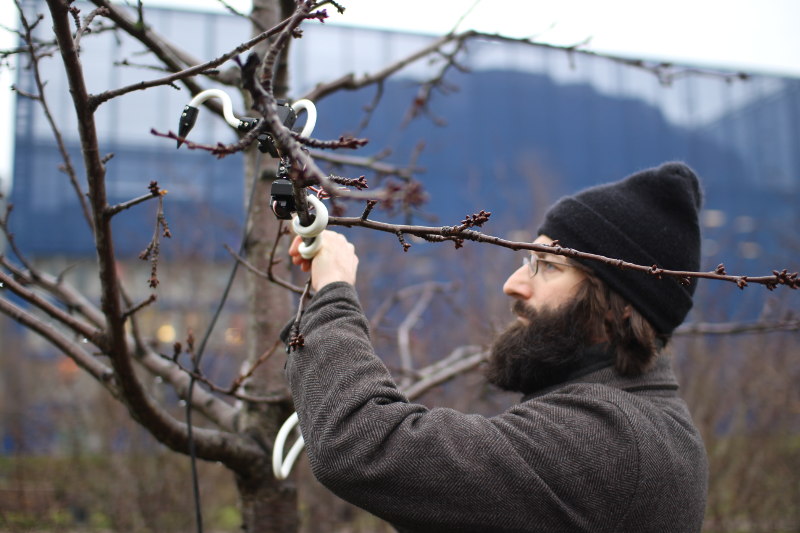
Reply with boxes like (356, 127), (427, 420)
(283, 162), (709, 532)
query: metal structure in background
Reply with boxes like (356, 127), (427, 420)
(10, 2), (799, 260)
(1, 0), (798, 475)
(5, 3), (796, 355)
(7, 3), (800, 325)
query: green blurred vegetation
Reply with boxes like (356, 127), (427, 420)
(0, 453), (238, 532)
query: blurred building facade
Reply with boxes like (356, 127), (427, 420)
(4, 1), (800, 454)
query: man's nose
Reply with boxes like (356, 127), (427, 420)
(503, 264), (532, 300)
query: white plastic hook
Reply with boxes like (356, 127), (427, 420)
(273, 412), (305, 480)
(291, 99), (318, 138)
(189, 89), (243, 130)
(292, 195), (329, 260)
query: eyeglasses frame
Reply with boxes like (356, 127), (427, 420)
(522, 253), (590, 279)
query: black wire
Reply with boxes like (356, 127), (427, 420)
(185, 374), (204, 533)
(185, 152), (264, 533)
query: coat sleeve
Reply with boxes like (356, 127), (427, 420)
(284, 282), (640, 533)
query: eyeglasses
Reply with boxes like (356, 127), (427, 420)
(522, 254), (587, 279)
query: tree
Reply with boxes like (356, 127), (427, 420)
(1, 0), (797, 531)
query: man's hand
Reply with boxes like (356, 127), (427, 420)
(289, 230), (359, 291)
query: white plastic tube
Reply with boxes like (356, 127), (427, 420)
(291, 99), (317, 138)
(292, 195), (329, 259)
(188, 89), (241, 129)
(272, 98), (323, 480)
(187, 92), (317, 137)
(273, 412), (306, 480)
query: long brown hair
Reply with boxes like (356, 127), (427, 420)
(571, 267), (668, 376)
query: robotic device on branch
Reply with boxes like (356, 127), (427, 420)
(176, 88), (325, 480)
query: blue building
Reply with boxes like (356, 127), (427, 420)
(10, 3), (799, 325)
(3, 7), (799, 528)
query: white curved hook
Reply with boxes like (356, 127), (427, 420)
(292, 195), (329, 237)
(272, 412), (305, 480)
(189, 89), (241, 129)
(291, 99), (317, 138)
(292, 195), (329, 259)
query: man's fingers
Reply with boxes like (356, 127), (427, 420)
(289, 235), (302, 257)
(288, 235), (312, 271)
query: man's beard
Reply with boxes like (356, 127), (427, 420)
(484, 296), (597, 395)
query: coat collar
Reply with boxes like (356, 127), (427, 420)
(521, 350), (679, 402)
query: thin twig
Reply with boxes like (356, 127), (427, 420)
(223, 243), (306, 294)
(106, 188), (165, 217)
(397, 285), (436, 388)
(1, 256), (105, 327)
(303, 29), (748, 104)
(404, 349), (487, 400)
(73, 7), (109, 51)
(0, 296), (118, 392)
(122, 294), (157, 320)
(228, 340), (283, 394)
(675, 320), (800, 336)
(327, 216), (799, 291)
(0, 269), (106, 348)
(287, 280), (313, 352)
(0, 204), (38, 276)
(215, 0), (267, 32)
(14, 0), (94, 231)
(88, 5), (295, 109)
(154, 350), (289, 404)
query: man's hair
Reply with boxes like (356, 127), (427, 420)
(572, 266), (668, 376)
(538, 162), (702, 336)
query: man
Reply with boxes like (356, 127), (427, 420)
(284, 162), (708, 532)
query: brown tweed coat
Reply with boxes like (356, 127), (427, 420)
(284, 283), (708, 532)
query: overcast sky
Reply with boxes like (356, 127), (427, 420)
(1, 0), (798, 190)
(333, 0), (800, 77)
(136, 0), (800, 76)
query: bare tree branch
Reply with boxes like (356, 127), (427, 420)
(154, 344), (289, 404)
(0, 269), (105, 347)
(87, 0), (226, 118)
(45, 0), (264, 471)
(396, 286), (434, 387)
(302, 29), (749, 107)
(13, 0), (94, 231)
(1, 257), (104, 327)
(310, 149), (420, 180)
(215, 0), (268, 32)
(73, 7), (109, 51)
(225, 243), (305, 294)
(0, 295), (117, 391)
(675, 320), (800, 336)
(106, 186), (165, 217)
(404, 348), (487, 400)
(328, 216), (799, 292)
(89, 11), (293, 109)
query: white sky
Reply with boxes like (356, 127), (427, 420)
(1, 0), (799, 192)
(334, 0), (800, 77)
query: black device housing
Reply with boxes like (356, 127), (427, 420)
(258, 100), (298, 156)
(270, 178), (296, 219)
(177, 105), (199, 148)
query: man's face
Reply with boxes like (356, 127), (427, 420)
(502, 234), (588, 318)
(486, 235), (598, 395)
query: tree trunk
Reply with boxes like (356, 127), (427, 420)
(237, 0), (299, 531)
(237, 469), (299, 533)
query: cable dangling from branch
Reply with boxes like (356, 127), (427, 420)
(274, 196), (329, 480)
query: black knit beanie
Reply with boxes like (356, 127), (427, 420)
(537, 162), (703, 336)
